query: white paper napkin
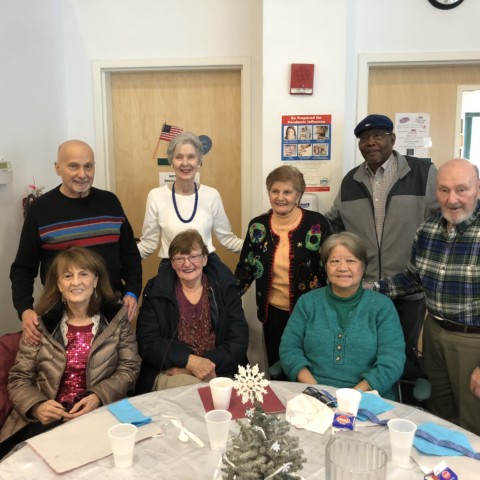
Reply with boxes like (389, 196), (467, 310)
(27, 407), (163, 473)
(285, 393), (334, 434)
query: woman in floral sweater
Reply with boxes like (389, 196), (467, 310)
(235, 166), (330, 367)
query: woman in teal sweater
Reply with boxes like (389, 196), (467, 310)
(279, 232), (405, 399)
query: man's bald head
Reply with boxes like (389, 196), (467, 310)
(55, 140), (95, 198)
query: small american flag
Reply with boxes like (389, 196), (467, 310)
(159, 123), (184, 142)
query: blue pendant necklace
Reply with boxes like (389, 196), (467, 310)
(172, 182), (198, 223)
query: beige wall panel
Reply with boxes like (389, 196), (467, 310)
(111, 70), (241, 288)
(368, 65), (480, 167)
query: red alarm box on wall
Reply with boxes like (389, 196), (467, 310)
(290, 64), (314, 95)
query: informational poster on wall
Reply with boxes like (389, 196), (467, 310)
(282, 114), (331, 192)
(282, 114), (331, 160)
(394, 113), (432, 158)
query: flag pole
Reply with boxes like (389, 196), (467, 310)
(152, 122), (166, 160)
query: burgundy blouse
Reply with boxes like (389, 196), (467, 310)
(176, 274), (215, 356)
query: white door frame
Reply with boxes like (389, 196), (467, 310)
(91, 57), (251, 226)
(357, 51), (480, 166)
(455, 84), (480, 160)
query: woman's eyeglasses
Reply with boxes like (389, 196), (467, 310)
(171, 253), (204, 266)
(303, 387), (336, 407)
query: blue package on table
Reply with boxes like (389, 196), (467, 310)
(332, 412), (356, 431)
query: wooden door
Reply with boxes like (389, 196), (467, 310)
(111, 70), (242, 288)
(368, 65), (480, 167)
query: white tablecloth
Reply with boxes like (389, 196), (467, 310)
(0, 381), (479, 479)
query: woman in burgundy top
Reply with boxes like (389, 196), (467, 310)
(0, 247), (140, 458)
(136, 229), (248, 393)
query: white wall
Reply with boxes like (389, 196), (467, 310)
(62, 0), (264, 150)
(0, 0), (66, 333)
(0, 0), (264, 334)
(348, 0), (480, 168)
(262, 0), (480, 212)
(353, 0), (480, 54)
(262, 0), (347, 214)
(2, 0), (480, 337)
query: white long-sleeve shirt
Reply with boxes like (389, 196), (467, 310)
(137, 184), (243, 259)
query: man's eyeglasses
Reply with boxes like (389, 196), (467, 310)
(171, 253), (204, 266)
(303, 387), (336, 407)
(358, 131), (392, 144)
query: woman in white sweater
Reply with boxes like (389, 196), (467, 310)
(137, 132), (243, 261)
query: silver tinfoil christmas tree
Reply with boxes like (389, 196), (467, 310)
(221, 365), (305, 479)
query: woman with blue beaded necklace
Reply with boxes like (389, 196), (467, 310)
(137, 132), (243, 264)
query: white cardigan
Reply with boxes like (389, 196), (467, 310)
(137, 184), (243, 259)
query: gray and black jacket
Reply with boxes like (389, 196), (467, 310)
(326, 151), (438, 282)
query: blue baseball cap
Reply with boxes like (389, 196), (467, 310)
(354, 114), (394, 138)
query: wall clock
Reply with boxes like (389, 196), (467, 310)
(428, 0), (464, 9)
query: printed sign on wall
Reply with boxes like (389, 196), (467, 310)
(282, 114), (331, 161)
(394, 113), (431, 158)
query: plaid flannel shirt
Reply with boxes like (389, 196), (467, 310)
(376, 202), (480, 326)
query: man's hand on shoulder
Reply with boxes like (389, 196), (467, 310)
(122, 294), (138, 322)
(21, 309), (42, 345)
(363, 280), (374, 290)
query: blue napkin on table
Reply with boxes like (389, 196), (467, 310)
(357, 391), (394, 422)
(414, 422), (475, 457)
(107, 398), (152, 427)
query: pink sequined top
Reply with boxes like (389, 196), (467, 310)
(56, 323), (94, 409)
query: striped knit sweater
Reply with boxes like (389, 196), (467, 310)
(10, 186), (142, 317)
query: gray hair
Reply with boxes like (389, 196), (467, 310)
(166, 131), (204, 165)
(320, 232), (368, 270)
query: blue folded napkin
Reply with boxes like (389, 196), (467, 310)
(107, 398), (152, 427)
(414, 422), (475, 457)
(357, 392), (394, 422)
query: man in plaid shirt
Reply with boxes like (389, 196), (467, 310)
(372, 158), (480, 435)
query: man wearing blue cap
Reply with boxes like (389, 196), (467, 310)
(326, 114), (438, 398)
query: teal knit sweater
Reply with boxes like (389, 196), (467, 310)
(279, 287), (405, 399)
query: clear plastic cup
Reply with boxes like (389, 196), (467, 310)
(108, 423), (137, 468)
(387, 418), (417, 468)
(205, 409), (232, 451)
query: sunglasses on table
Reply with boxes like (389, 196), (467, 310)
(302, 387), (336, 408)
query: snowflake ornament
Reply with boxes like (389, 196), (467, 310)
(271, 441), (281, 452)
(233, 364), (269, 404)
(245, 408), (255, 419)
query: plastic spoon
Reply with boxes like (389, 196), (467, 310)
(169, 418), (189, 443)
(177, 426), (189, 443)
(167, 418), (187, 441)
(170, 418), (204, 447)
(162, 415), (204, 447)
